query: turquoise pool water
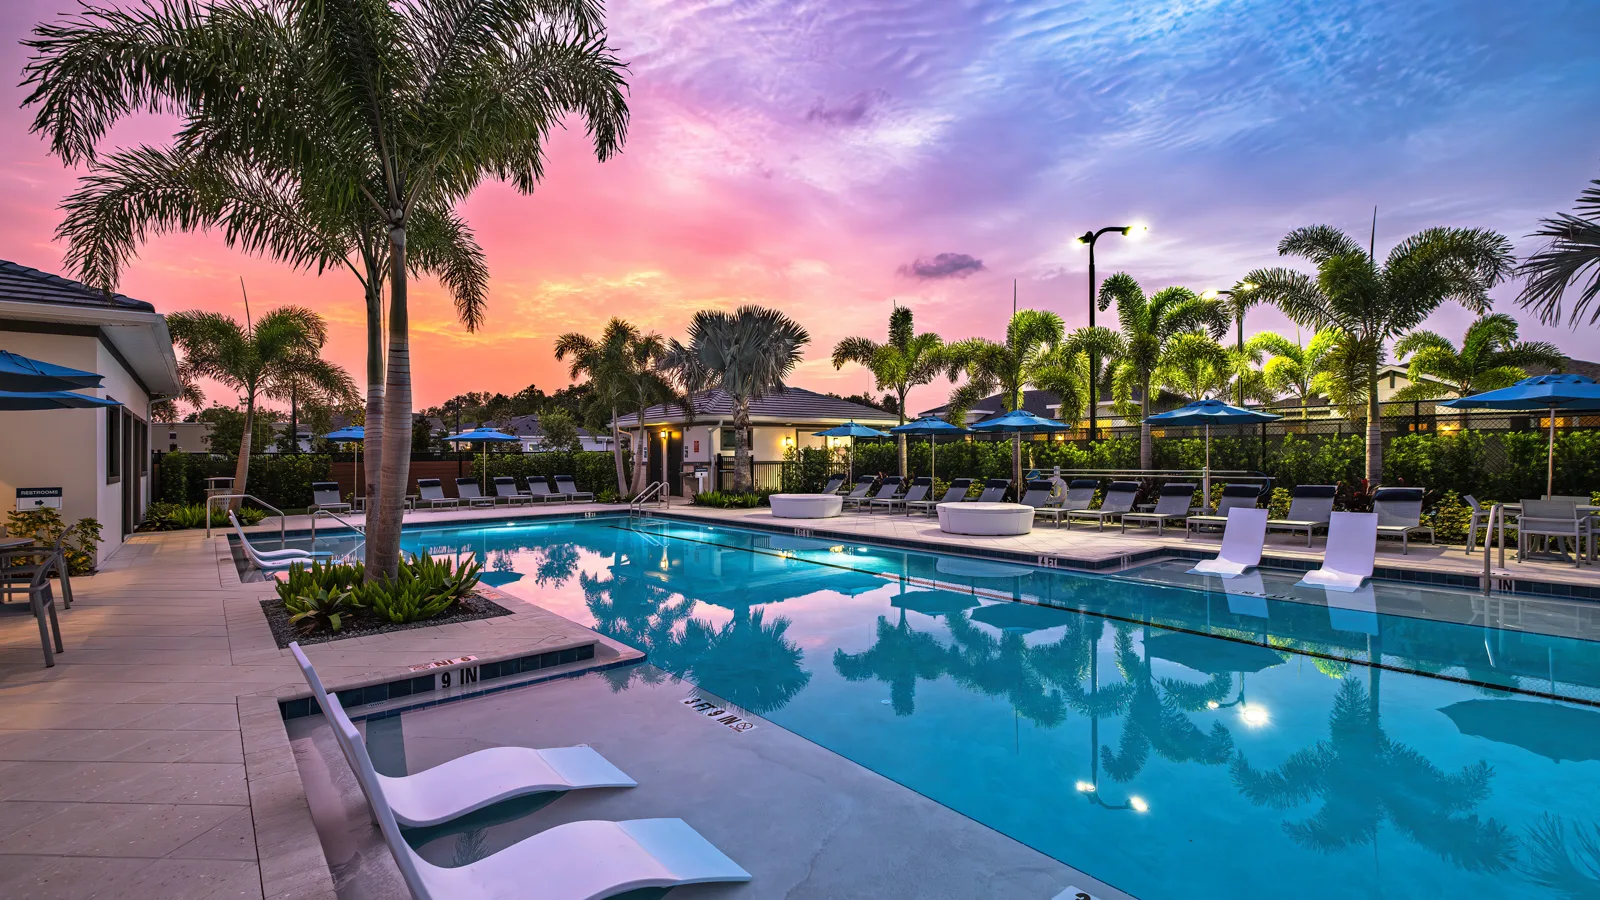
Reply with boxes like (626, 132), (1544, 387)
(371, 517), (1600, 899)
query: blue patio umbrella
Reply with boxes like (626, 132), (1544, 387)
(890, 415), (967, 481)
(1147, 399), (1281, 500)
(0, 389), (120, 411)
(969, 409), (1069, 495)
(1442, 374), (1600, 496)
(323, 426), (367, 504)
(0, 351), (102, 393)
(813, 421), (891, 482)
(444, 428), (521, 491)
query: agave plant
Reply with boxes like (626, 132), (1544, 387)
(285, 586), (355, 633)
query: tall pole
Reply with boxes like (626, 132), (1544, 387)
(1078, 225), (1142, 443)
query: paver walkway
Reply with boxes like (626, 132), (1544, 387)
(0, 525), (626, 900)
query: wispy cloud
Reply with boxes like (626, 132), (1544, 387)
(899, 252), (986, 280)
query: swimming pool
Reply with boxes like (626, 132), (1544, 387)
(365, 515), (1600, 899)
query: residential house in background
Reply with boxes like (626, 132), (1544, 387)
(0, 260), (182, 560)
(151, 420), (214, 453)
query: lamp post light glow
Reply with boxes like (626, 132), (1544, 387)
(1076, 223), (1146, 440)
(1239, 703), (1271, 728)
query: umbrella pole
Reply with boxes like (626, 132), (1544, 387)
(849, 438), (854, 483)
(930, 436), (936, 482)
(1204, 424), (1212, 508)
(1013, 433), (1022, 498)
(1548, 407), (1557, 498)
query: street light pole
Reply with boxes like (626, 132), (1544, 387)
(1077, 225), (1145, 441)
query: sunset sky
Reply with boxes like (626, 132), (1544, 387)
(3, 1), (1599, 413)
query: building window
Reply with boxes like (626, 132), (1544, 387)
(106, 405), (122, 483)
(169, 443), (178, 452)
(168, 431), (177, 440)
(720, 429), (742, 451)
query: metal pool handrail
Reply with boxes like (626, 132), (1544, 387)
(204, 493), (287, 548)
(1482, 502), (1506, 596)
(310, 508), (365, 543)
(629, 482), (667, 513)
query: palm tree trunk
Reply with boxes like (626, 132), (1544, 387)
(363, 276), (385, 510)
(897, 388), (908, 477)
(368, 220), (412, 581)
(1365, 358), (1382, 484)
(1139, 379), (1153, 470)
(733, 402), (752, 493)
(231, 392), (254, 512)
(630, 410), (650, 495)
(286, 385), (298, 454)
(610, 407), (627, 498)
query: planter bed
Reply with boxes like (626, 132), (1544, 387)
(258, 590), (513, 649)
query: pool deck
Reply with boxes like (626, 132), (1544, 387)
(2, 498), (1598, 899)
(0, 526), (634, 900)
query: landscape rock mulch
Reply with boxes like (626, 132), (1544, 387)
(259, 590), (513, 648)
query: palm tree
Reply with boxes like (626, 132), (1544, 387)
(1249, 329), (1339, 418)
(24, 0), (629, 578)
(1208, 282), (1260, 406)
(1245, 225), (1514, 482)
(1097, 274), (1229, 468)
(831, 305), (944, 475)
(1517, 177), (1600, 327)
(660, 306), (810, 493)
(167, 306), (354, 505)
(832, 611), (954, 716)
(46, 147), (488, 506)
(555, 319), (677, 497)
(1154, 332), (1233, 403)
(1391, 313), (1565, 401)
(1029, 326), (1125, 429)
(942, 309), (1065, 487)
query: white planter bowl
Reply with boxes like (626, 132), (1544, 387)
(937, 502), (1034, 536)
(769, 493), (844, 519)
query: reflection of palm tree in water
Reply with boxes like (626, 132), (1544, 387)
(834, 609), (956, 715)
(1099, 626), (1235, 782)
(1522, 814), (1600, 899)
(675, 608), (811, 715)
(534, 543), (580, 587)
(581, 570), (693, 693)
(943, 610), (1067, 728)
(1231, 675), (1515, 873)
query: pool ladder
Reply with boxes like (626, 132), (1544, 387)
(1481, 502), (1507, 596)
(629, 482), (668, 515)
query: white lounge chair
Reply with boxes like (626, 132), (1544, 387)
(493, 477), (532, 506)
(1324, 583), (1379, 635)
(321, 688), (750, 899)
(229, 511), (328, 570)
(553, 476), (594, 503)
(1372, 487), (1434, 554)
(1224, 571), (1270, 619)
(1189, 507), (1268, 578)
(1121, 482), (1197, 535)
(288, 643), (637, 827)
(310, 482), (351, 515)
(1266, 484), (1337, 547)
(416, 479), (459, 510)
(1297, 511), (1378, 592)
(1065, 480), (1139, 531)
(909, 478), (971, 515)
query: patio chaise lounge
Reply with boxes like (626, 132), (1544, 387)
(1298, 511), (1378, 591)
(1372, 487), (1435, 554)
(319, 691), (751, 898)
(968, 478), (1012, 503)
(839, 476), (876, 506)
(1018, 480), (1067, 527)
(1184, 483), (1264, 538)
(1121, 482), (1197, 535)
(850, 476), (903, 511)
(309, 482), (351, 515)
(872, 476), (930, 512)
(416, 479), (459, 510)
(228, 511), (330, 570)
(525, 477), (561, 503)
(455, 478), (498, 508)
(1189, 507), (1268, 578)
(493, 476), (532, 506)
(1266, 484), (1336, 547)
(289, 643), (638, 827)
(553, 475), (594, 502)
(909, 477), (972, 515)
(820, 474), (847, 494)
(1065, 480), (1139, 531)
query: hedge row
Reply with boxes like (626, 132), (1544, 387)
(471, 450), (626, 497)
(155, 452), (332, 510)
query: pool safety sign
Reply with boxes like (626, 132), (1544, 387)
(681, 695), (757, 734)
(17, 487), (62, 510)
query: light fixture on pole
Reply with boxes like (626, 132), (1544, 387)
(1076, 224), (1146, 441)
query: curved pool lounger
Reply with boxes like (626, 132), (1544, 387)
(769, 493), (844, 519)
(288, 643), (637, 828)
(1189, 508), (1269, 578)
(325, 692), (751, 899)
(229, 512), (327, 569)
(937, 502), (1034, 536)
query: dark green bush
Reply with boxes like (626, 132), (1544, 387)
(692, 490), (770, 509)
(780, 446), (835, 492)
(155, 451), (331, 509)
(139, 502), (266, 531)
(5, 508), (103, 575)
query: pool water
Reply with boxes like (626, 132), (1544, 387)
(366, 517), (1600, 900)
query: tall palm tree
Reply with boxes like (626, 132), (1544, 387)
(1249, 329), (1340, 418)
(1245, 225), (1514, 482)
(46, 146), (489, 506)
(1029, 326), (1125, 429)
(24, 0), (630, 578)
(1153, 332), (1233, 403)
(1518, 177), (1600, 327)
(267, 350), (360, 453)
(831, 305), (944, 475)
(1098, 274), (1229, 468)
(167, 306), (354, 505)
(555, 318), (677, 497)
(1391, 313), (1565, 401)
(660, 306), (811, 493)
(942, 309), (1065, 424)
(1208, 282), (1260, 406)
